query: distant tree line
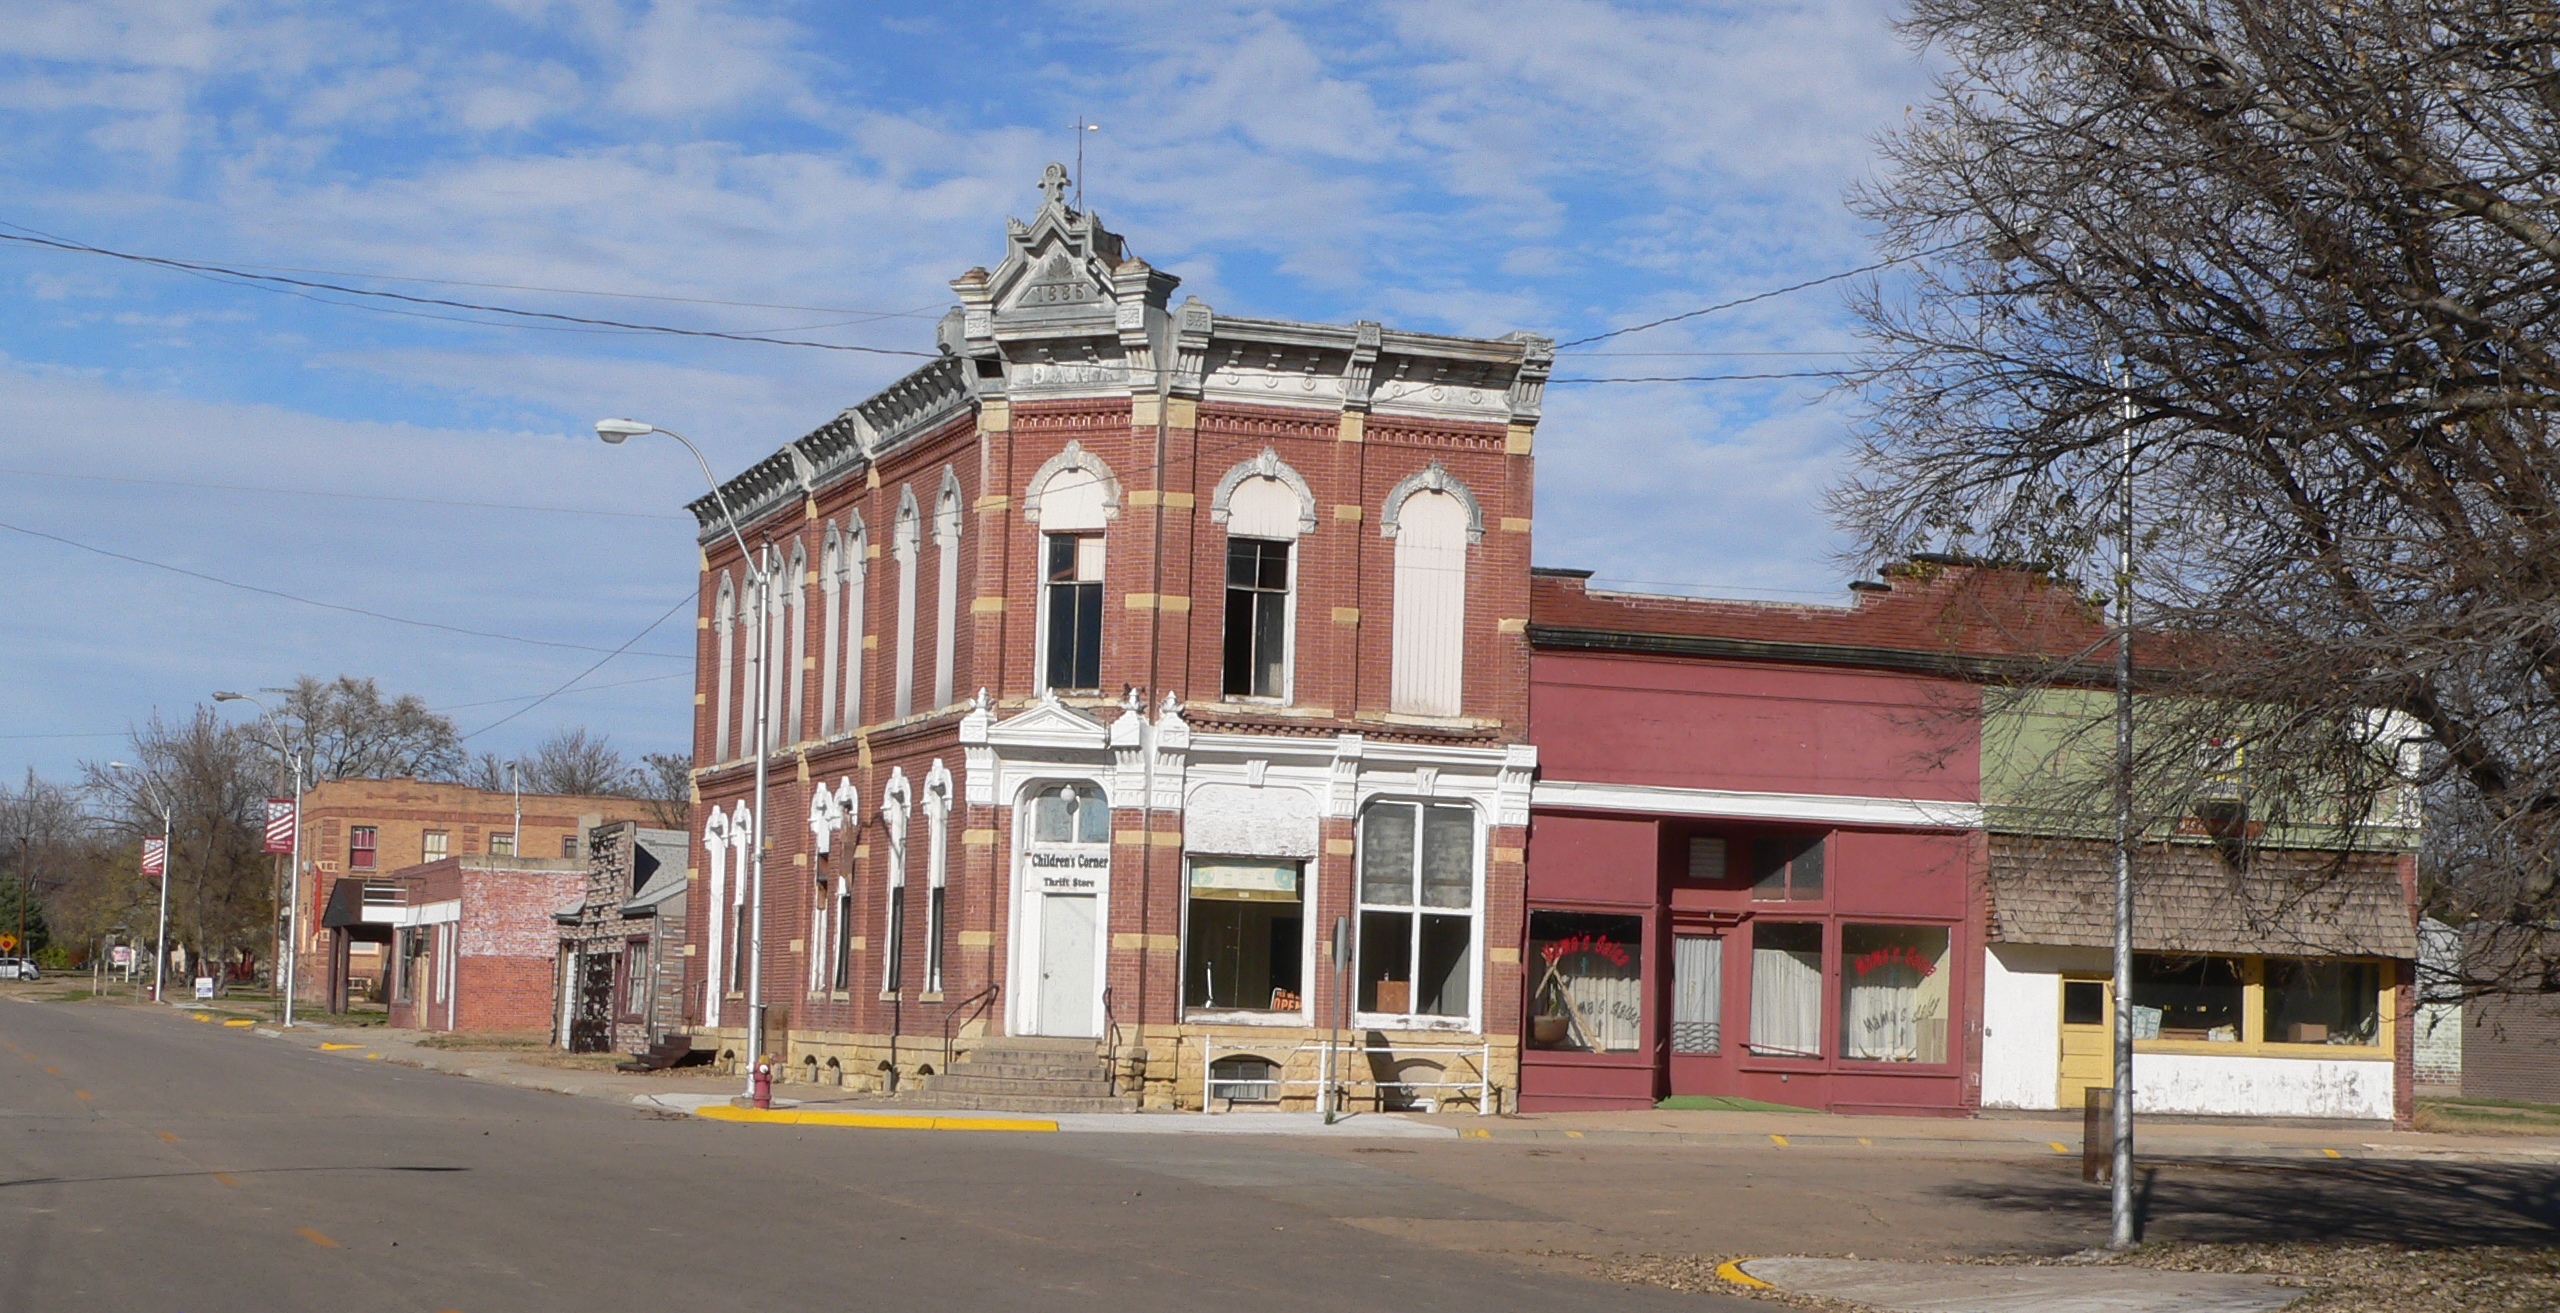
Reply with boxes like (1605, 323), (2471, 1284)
(5, 675), (688, 976)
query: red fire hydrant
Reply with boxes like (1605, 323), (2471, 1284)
(751, 1057), (773, 1110)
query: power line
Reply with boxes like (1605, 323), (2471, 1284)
(0, 516), (694, 660)
(432, 669), (690, 713)
(1548, 370), (1853, 384)
(0, 225), (940, 359)
(0, 467), (694, 521)
(463, 595), (695, 740)
(1557, 244), (1958, 349)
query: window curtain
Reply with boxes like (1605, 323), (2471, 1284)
(1673, 935), (1722, 1054)
(1749, 939), (1823, 1057)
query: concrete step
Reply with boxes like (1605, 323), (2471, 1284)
(900, 1090), (1139, 1114)
(925, 1073), (1118, 1098)
(957, 1037), (1102, 1056)
(942, 1059), (1110, 1082)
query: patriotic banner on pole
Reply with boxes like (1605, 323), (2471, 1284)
(265, 799), (296, 855)
(141, 836), (167, 876)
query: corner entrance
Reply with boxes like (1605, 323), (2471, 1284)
(1014, 781), (1111, 1039)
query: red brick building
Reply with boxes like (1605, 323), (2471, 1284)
(321, 853), (585, 1032)
(291, 778), (662, 1007)
(681, 165), (1549, 1107)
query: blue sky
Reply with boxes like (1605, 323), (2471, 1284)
(0, 0), (1933, 782)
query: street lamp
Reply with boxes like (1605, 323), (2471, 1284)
(215, 691), (306, 1027)
(108, 761), (175, 1005)
(599, 417), (774, 1102)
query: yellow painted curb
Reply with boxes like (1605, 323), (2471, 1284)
(318, 1042), (362, 1051)
(693, 1104), (1057, 1133)
(223, 1019), (255, 1028)
(1715, 1258), (1773, 1290)
(1768, 1133), (1789, 1147)
(189, 1013), (212, 1022)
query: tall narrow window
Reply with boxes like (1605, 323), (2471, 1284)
(924, 760), (953, 994)
(701, 810), (729, 1026)
(1672, 935), (1723, 1053)
(725, 803), (752, 998)
(1389, 489), (1469, 716)
(713, 573), (737, 759)
(1749, 921), (1824, 1057)
(1355, 801), (1476, 1019)
(349, 826), (378, 869)
(1044, 534), (1104, 692)
(763, 569), (788, 752)
(785, 539), (809, 745)
(893, 492), (921, 719)
(1223, 539), (1291, 699)
(831, 879), (854, 991)
(933, 473), (962, 711)
(880, 769), (911, 994)
(844, 517), (868, 732)
(819, 526), (843, 736)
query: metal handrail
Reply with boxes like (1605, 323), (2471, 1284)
(941, 982), (1000, 1074)
(1100, 986), (1123, 1096)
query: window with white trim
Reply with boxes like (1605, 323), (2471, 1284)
(713, 573), (737, 759)
(923, 760), (952, 995)
(1355, 800), (1476, 1019)
(892, 491), (920, 720)
(1389, 491), (1468, 716)
(933, 474), (962, 711)
(785, 538), (809, 745)
(820, 525), (844, 735)
(880, 770), (911, 994)
(843, 516), (868, 731)
(1218, 470), (1304, 702)
(1043, 534), (1104, 693)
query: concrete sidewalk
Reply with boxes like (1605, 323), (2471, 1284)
(1733, 1257), (2303, 1313)
(1409, 1104), (2560, 1164)
(634, 1090), (1457, 1136)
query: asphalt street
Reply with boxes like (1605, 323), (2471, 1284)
(0, 999), (1756, 1313)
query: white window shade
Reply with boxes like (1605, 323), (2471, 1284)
(1226, 476), (1303, 540)
(1391, 490), (1467, 717)
(1038, 467), (1111, 532)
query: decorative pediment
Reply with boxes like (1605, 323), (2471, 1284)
(984, 692), (1111, 752)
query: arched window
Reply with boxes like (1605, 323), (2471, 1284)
(712, 573), (738, 761)
(843, 513), (869, 732)
(785, 538), (809, 745)
(880, 768), (912, 994)
(924, 759), (953, 994)
(933, 471), (963, 711)
(1027, 446), (1116, 695)
(819, 525), (844, 736)
(1028, 781), (1110, 845)
(1220, 474), (1306, 701)
(701, 808), (730, 1025)
(893, 489), (922, 719)
(1387, 479), (1473, 717)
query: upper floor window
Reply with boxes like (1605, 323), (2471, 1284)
(1223, 539), (1290, 699)
(421, 830), (448, 863)
(349, 826), (378, 869)
(488, 831), (516, 858)
(1044, 534), (1104, 693)
(1383, 466), (1479, 718)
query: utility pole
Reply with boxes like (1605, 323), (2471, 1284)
(2110, 364), (2138, 1249)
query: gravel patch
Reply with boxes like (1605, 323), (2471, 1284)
(1579, 1244), (2557, 1313)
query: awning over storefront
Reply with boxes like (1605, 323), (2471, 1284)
(1986, 835), (2417, 959)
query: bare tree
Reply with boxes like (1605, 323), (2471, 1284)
(0, 770), (82, 959)
(278, 675), (464, 782)
(81, 710), (271, 990)
(466, 729), (643, 798)
(639, 752), (694, 831)
(1838, 1), (2560, 990)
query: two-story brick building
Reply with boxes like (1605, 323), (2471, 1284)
(681, 165), (1549, 1108)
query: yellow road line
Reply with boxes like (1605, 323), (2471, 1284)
(318, 1042), (362, 1051)
(364, 1053), (382, 1060)
(214, 1173), (241, 1188)
(2322, 1148), (2343, 1158)
(692, 1105), (1057, 1133)
(156, 1131), (178, 1143)
(297, 1227), (338, 1247)
(1715, 1258), (1773, 1289)
(2048, 1141), (2070, 1153)
(73, 1090), (91, 1101)
(1768, 1134), (1788, 1147)
(43, 1066), (58, 1075)
(1857, 1137), (1873, 1146)
(1563, 1130), (1585, 1139)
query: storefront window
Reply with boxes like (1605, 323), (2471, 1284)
(1748, 921), (1824, 1057)
(2264, 959), (2381, 1045)
(1750, 834), (1824, 901)
(1527, 912), (1643, 1052)
(1356, 801), (1475, 1018)
(1184, 859), (1304, 1012)
(2130, 954), (2245, 1040)
(1839, 924), (1950, 1063)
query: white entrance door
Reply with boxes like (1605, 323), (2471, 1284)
(1035, 893), (1099, 1038)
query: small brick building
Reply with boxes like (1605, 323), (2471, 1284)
(292, 779), (663, 1007)
(678, 166), (1548, 1108)
(324, 853), (587, 1033)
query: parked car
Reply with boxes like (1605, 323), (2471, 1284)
(0, 959), (39, 981)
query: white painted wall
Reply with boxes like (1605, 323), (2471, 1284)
(1980, 943), (2101, 1110)
(2133, 1053), (2394, 1120)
